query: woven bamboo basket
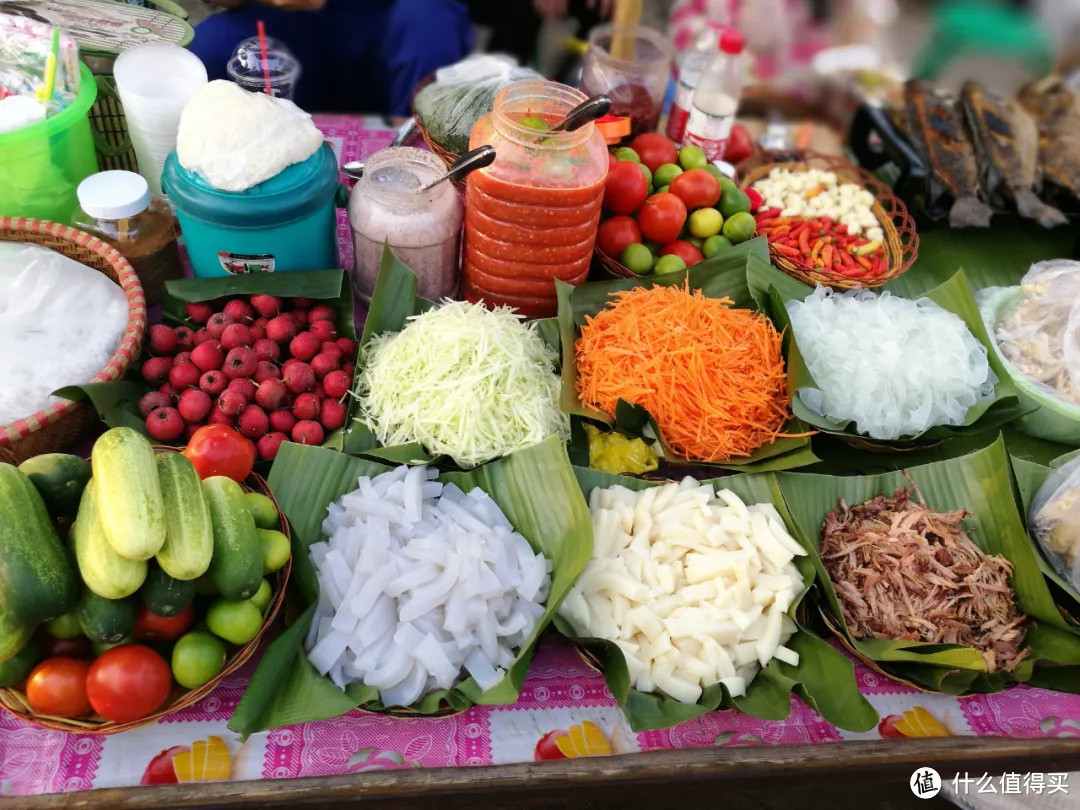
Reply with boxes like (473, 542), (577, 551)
(0, 219), (146, 465)
(0, 456), (291, 734)
(738, 152), (919, 290)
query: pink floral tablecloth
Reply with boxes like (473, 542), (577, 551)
(3, 119), (1079, 798)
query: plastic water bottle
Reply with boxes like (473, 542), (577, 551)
(683, 28), (749, 161)
(665, 22), (724, 144)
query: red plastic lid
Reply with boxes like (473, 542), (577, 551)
(719, 28), (745, 54)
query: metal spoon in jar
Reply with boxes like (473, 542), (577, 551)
(550, 95), (612, 133)
(416, 145), (497, 192)
(341, 118), (418, 178)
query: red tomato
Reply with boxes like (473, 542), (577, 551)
(636, 193), (687, 245)
(661, 240), (705, 267)
(534, 730), (568, 761)
(141, 746), (186, 785)
(602, 161), (648, 215)
(39, 632), (92, 659)
(607, 152), (617, 171)
(628, 132), (679, 172)
(183, 424), (255, 482)
(596, 216), (642, 257)
(133, 604), (195, 643)
(86, 645), (172, 724)
(25, 658), (91, 718)
(723, 123), (755, 165)
(668, 169), (721, 210)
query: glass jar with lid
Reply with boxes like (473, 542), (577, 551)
(348, 147), (464, 306)
(463, 79), (608, 319)
(72, 170), (182, 304)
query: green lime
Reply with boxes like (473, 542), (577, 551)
(614, 147), (641, 163)
(704, 164), (725, 181)
(654, 254), (688, 275)
(250, 579), (272, 613)
(703, 234), (734, 257)
(171, 631), (227, 689)
(0, 636), (41, 687)
(653, 163), (683, 187)
(621, 243), (655, 275)
(718, 181), (751, 219)
(636, 162), (652, 188)
(259, 528), (291, 574)
(244, 492), (278, 530)
(687, 236), (704, 249)
(688, 208), (724, 238)
(92, 637), (133, 656)
(207, 598), (263, 645)
(45, 610), (82, 639)
(722, 211), (757, 243)
(678, 145), (708, 170)
(518, 115), (551, 131)
(655, 184), (669, 194)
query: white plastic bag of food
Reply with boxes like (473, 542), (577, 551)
(1029, 453), (1080, 590)
(0, 242), (128, 425)
(991, 260), (1080, 407)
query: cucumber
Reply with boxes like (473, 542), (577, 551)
(0, 633), (41, 686)
(0, 601), (34, 665)
(154, 453), (213, 581)
(202, 476), (263, 601)
(73, 481), (148, 599)
(19, 453), (92, 519)
(77, 590), (137, 644)
(0, 463), (79, 624)
(91, 427), (166, 561)
(142, 564), (196, 617)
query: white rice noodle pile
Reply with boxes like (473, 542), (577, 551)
(0, 242), (128, 424)
(559, 479), (806, 704)
(306, 465), (552, 707)
(787, 287), (996, 440)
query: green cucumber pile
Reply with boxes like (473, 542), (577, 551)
(0, 427), (290, 722)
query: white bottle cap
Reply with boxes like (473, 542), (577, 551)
(77, 171), (152, 220)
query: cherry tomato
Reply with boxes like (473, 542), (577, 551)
(660, 240), (705, 267)
(636, 192), (687, 245)
(602, 161), (648, 215)
(86, 645), (172, 724)
(133, 604), (195, 643)
(723, 123), (755, 165)
(183, 424), (255, 482)
(596, 216), (642, 258)
(668, 169), (721, 210)
(39, 631), (92, 659)
(25, 657), (91, 718)
(628, 132), (679, 172)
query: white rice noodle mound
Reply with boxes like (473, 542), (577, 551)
(787, 287), (996, 440)
(305, 465), (552, 707)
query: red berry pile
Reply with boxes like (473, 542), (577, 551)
(138, 295), (355, 461)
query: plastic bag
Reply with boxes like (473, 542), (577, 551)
(413, 55), (540, 155)
(990, 259), (1080, 407)
(0, 242), (128, 425)
(1030, 453), (1080, 590)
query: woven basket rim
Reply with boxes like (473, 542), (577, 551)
(0, 453), (291, 734)
(0, 218), (146, 448)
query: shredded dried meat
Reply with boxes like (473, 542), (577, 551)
(820, 487), (1029, 673)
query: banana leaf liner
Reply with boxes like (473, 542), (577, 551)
(341, 247), (561, 468)
(228, 434), (593, 737)
(558, 237), (818, 474)
(551, 465), (878, 733)
(747, 256), (1024, 451)
(777, 434), (1080, 694)
(55, 269), (358, 451)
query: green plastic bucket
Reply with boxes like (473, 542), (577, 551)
(0, 63), (99, 223)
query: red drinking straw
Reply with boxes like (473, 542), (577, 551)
(256, 20), (272, 95)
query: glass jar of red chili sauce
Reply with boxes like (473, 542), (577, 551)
(462, 80), (609, 318)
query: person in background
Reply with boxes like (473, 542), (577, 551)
(190, 0), (474, 115)
(468, 0), (613, 67)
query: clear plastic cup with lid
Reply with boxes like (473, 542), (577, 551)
(227, 36), (302, 101)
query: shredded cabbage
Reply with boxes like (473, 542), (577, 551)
(357, 301), (569, 467)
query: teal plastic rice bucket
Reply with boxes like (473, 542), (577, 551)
(161, 142), (339, 276)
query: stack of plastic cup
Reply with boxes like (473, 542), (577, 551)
(114, 44), (208, 196)
(227, 36), (301, 101)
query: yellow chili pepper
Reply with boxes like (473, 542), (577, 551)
(854, 239), (882, 256)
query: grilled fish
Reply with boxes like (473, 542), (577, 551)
(1017, 75), (1080, 200)
(904, 81), (993, 228)
(961, 81), (1066, 229)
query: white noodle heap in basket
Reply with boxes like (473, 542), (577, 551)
(787, 287), (996, 440)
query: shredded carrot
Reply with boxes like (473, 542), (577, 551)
(575, 284), (795, 462)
